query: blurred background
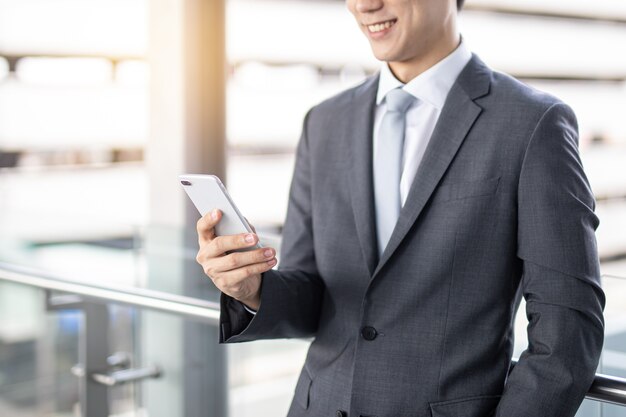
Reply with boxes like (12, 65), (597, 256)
(0, 0), (625, 416)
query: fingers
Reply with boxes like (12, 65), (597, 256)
(211, 258), (276, 297)
(205, 232), (260, 258)
(214, 247), (276, 273)
(197, 208), (221, 245)
(197, 244), (276, 274)
(197, 244), (273, 273)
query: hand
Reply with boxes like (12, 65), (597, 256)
(195, 208), (277, 310)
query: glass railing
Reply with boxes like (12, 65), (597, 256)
(0, 215), (625, 416)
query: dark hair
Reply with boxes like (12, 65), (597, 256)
(457, 0), (465, 10)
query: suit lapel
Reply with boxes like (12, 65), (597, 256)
(347, 73), (380, 277)
(372, 55), (492, 279)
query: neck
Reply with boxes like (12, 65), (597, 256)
(388, 32), (461, 84)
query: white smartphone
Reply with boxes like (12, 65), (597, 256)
(179, 174), (262, 252)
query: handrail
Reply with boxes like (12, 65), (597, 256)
(588, 373), (626, 406)
(0, 262), (219, 324)
(1, 263), (626, 406)
(508, 359), (626, 406)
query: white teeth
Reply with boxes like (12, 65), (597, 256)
(367, 20), (395, 33)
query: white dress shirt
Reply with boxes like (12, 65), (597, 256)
(374, 39), (472, 207)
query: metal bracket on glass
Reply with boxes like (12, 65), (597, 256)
(72, 354), (162, 387)
(92, 365), (162, 387)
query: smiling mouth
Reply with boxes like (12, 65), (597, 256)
(366, 19), (397, 33)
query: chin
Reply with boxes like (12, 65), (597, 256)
(371, 49), (396, 62)
(368, 41), (401, 62)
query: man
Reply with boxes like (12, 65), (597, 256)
(195, 0), (606, 416)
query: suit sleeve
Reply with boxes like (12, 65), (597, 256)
(494, 103), (606, 417)
(219, 108), (326, 343)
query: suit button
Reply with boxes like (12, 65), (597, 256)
(361, 326), (378, 341)
(336, 411), (347, 417)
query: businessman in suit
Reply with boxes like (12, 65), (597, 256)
(195, 0), (606, 416)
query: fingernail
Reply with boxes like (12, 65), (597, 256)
(267, 258), (276, 266)
(245, 234), (255, 243)
(264, 249), (273, 258)
(211, 209), (218, 220)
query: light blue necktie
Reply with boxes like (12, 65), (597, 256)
(374, 87), (415, 257)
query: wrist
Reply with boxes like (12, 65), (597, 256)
(237, 272), (263, 311)
(239, 295), (260, 311)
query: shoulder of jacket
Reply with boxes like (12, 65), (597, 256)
(488, 69), (566, 115)
(307, 72), (378, 117)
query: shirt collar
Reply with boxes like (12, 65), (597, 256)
(376, 37), (473, 109)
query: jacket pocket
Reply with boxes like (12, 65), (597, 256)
(429, 394), (501, 417)
(294, 368), (313, 409)
(436, 175), (501, 202)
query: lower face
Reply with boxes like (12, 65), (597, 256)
(349, 0), (454, 64)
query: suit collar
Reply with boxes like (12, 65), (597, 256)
(347, 54), (493, 279)
(458, 53), (491, 100)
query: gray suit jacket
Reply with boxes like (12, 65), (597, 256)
(220, 54), (605, 417)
